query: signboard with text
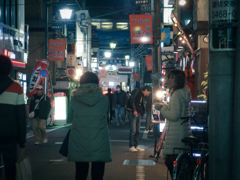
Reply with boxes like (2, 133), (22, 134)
(99, 70), (107, 78)
(146, 56), (153, 71)
(133, 73), (140, 82)
(48, 39), (66, 61)
(129, 14), (153, 44)
(210, 0), (237, 51)
(66, 55), (76, 78)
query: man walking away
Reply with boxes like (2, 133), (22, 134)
(112, 85), (128, 126)
(105, 88), (113, 123)
(30, 85), (51, 145)
(0, 55), (26, 180)
(127, 86), (152, 152)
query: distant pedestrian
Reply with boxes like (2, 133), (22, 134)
(68, 72), (112, 180)
(105, 88), (113, 123)
(155, 69), (192, 178)
(112, 85), (128, 126)
(126, 91), (131, 100)
(0, 55), (26, 180)
(127, 86), (152, 152)
(29, 84), (51, 145)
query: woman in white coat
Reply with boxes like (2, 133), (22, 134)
(155, 69), (192, 178)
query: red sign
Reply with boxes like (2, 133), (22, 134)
(129, 14), (153, 44)
(146, 56), (153, 71)
(48, 39), (66, 61)
(132, 73), (140, 82)
(27, 59), (49, 97)
(99, 70), (107, 78)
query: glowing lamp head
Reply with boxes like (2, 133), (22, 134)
(104, 52), (111, 58)
(179, 0), (186, 6)
(59, 9), (73, 19)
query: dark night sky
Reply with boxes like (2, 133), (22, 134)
(86, 0), (125, 8)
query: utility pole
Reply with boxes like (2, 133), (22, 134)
(208, 0), (238, 179)
(151, 0), (161, 102)
(232, 0), (240, 179)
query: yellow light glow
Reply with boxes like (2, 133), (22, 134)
(134, 26), (141, 31)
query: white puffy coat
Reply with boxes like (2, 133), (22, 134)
(160, 87), (192, 155)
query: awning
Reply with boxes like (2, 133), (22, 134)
(170, 13), (194, 54)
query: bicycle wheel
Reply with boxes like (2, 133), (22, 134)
(193, 154), (209, 180)
(173, 153), (192, 180)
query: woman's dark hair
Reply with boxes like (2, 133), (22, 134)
(167, 69), (186, 95)
(79, 72), (99, 85)
(0, 55), (12, 75)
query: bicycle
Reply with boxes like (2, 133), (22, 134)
(172, 117), (208, 180)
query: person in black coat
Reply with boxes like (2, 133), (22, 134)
(127, 86), (152, 152)
(29, 85), (51, 145)
(0, 55), (26, 180)
(105, 88), (113, 123)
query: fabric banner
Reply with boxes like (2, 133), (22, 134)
(161, 28), (171, 43)
(132, 73), (140, 82)
(48, 39), (66, 61)
(27, 59), (49, 97)
(66, 55), (76, 78)
(129, 14), (153, 44)
(145, 56), (153, 71)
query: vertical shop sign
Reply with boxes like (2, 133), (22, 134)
(210, 0), (237, 51)
(129, 14), (153, 44)
(145, 56), (153, 71)
(161, 28), (170, 43)
(133, 73), (140, 82)
(48, 39), (66, 61)
(66, 55), (76, 78)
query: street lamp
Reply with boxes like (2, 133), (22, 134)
(74, 65), (83, 80)
(104, 52), (111, 58)
(125, 55), (130, 60)
(59, 9), (73, 19)
(129, 62), (135, 67)
(110, 42), (116, 49)
(179, 0), (186, 6)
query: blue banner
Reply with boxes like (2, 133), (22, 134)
(161, 28), (170, 43)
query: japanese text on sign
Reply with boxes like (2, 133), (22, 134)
(146, 56), (153, 71)
(48, 39), (66, 61)
(211, 0), (237, 21)
(129, 14), (153, 44)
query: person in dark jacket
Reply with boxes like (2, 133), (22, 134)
(105, 88), (113, 123)
(68, 72), (111, 180)
(112, 85), (128, 126)
(29, 85), (51, 145)
(127, 86), (152, 152)
(0, 55), (26, 180)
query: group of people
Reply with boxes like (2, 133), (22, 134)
(0, 54), (192, 180)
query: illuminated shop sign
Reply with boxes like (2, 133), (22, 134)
(4, 49), (16, 59)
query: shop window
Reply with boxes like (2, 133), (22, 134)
(91, 22), (101, 29)
(116, 22), (128, 30)
(101, 22), (113, 30)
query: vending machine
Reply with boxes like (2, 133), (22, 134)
(54, 92), (68, 125)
